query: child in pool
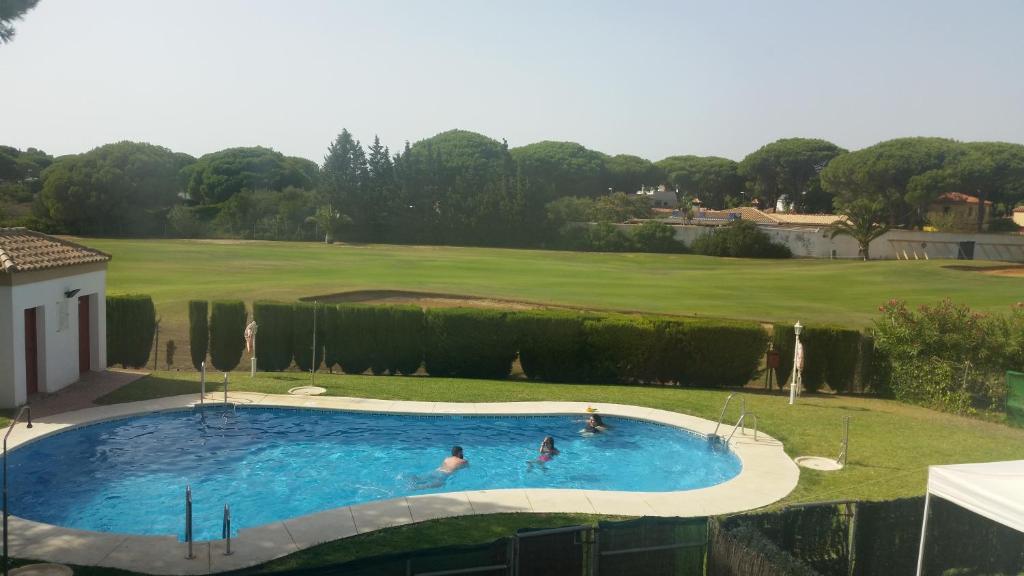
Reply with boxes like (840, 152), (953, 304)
(527, 436), (558, 471)
(581, 414), (608, 435)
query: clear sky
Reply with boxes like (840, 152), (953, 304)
(3, 0), (1023, 163)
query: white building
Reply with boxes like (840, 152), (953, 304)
(0, 229), (110, 408)
(636, 185), (680, 209)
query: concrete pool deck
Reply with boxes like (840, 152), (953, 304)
(6, 392), (799, 575)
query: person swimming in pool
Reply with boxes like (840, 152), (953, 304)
(581, 414), (608, 435)
(527, 436), (558, 471)
(411, 446), (468, 489)
(439, 445), (468, 474)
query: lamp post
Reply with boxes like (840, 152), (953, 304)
(789, 321), (803, 405)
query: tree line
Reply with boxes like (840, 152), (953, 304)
(2, 132), (1023, 250)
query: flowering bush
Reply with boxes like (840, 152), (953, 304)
(872, 299), (1024, 414)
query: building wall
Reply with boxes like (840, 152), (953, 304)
(613, 222), (1024, 262)
(1013, 211), (1024, 227)
(0, 267), (106, 408)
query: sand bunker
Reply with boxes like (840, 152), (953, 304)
(943, 264), (1024, 277)
(300, 290), (564, 310)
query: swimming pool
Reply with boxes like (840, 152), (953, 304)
(7, 406), (741, 541)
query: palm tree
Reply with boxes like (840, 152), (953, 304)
(830, 198), (890, 260)
(1, 0), (40, 44)
(305, 205), (351, 244)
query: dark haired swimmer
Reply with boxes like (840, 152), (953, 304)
(527, 436), (559, 471)
(412, 446), (468, 489)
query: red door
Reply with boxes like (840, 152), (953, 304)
(24, 308), (38, 396)
(79, 295), (91, 373)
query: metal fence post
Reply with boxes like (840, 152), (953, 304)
(185, 485), (194, 560)
(223, 504), (232, 556)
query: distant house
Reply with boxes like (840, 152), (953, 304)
(927, 192), (992, 231)
(1013, 206), (1024, 228)
(636, 185), (679, 209)
(0, 229), (110, 408)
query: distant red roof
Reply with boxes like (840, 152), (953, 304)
(1014, 206), (1024, 213)
(933, 192), (992, 206)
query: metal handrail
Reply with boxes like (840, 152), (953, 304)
(222, 504), (233, 555)
(200, 361), (206, 404)
(712, 393), (745, 437)
(725, 412), (759, 444)
(3, 406), (32, 576)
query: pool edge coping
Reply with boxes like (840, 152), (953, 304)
(7, 393), (799, 575)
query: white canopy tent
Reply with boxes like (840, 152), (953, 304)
(916, 460), (1024, 576)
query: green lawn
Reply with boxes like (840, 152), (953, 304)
(82, 238), (1023, 365)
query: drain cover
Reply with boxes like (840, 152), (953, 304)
(288, 386), (326, 396)
(795, 456), (843, 471)
(11, 565), (74, 576)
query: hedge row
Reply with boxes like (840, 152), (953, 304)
(106, 294), (156, 369)
(773, 323), (867, 393)
(241, 303), (767, 386)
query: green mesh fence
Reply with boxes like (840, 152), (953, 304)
(1008, 371), (1024, 427)
(597, 517), (707, 576)
(710, 498), (1024, 576)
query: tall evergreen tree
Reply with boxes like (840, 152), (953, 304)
(321, 129), (370, 239)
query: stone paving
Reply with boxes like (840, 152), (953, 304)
(6, 391), (800, 575)
(25, 369), (148, 418)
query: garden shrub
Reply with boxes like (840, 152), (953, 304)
(774, 324), (866, 393)
(628, 221), (686, 253)
(188, 300), (208, 371)
(582, 315), (656, 383)
(691, 220), (792, 258)
(425, 308), (517, 379)
(513, 311), (589, 382)
(327, 304), (376, 375)
(106, 294), (156, 369)
(872, 299), (1023, 414)
(654, 318), (768, 387)
(292, 302), (325, 372)
(208, 300), (246, 372)
(253, 301), (293, 371)
(381, 305), (425, 375)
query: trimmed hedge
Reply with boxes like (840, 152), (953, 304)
(106, 294), (156, 369)
(515, 312), (767, 386)
(424, 308), (517, 379)
(513, 311), (589, 382)
(209, 300), (246, 372)
(774, 324), (866, 393)
(379, 305), (426, 375)
(253, 300), (293, 371)
(292, 302), (325, 372)
(188, 300), (208, 371)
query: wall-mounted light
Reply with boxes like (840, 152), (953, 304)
(64, 289), (80, 299)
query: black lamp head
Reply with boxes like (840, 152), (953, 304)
(64, 288), (80, 299)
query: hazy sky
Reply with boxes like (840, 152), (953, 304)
(3, 0), (1023, 163)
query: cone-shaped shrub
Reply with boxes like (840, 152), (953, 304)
(209, 300), (246, 372)
(253, 301), (293, 371)
(106, 294), (156, 369)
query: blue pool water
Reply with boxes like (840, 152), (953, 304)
(7, 406), (740, 541)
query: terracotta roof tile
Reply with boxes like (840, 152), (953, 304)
(772, 213), (850, 226)
(0, 228), (111, 273)
(934, 192), (992, 205)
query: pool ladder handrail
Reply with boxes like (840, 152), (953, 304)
(222, 504), (233, 556)
(724, 412), (758, 444)
(712, 393), (745, 437)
